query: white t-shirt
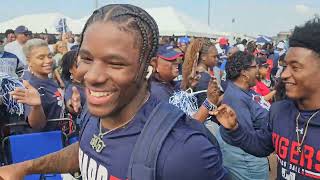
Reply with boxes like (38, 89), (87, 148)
(4, 41), (26, 65)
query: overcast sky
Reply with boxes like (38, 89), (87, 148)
(1, 0), (319, 36)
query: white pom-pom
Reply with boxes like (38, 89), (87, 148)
(0, 73), (24, 115)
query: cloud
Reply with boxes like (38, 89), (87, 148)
(295, 4), (312, 15)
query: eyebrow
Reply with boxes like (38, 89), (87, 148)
(78, 49), (93, 58)
(79, 49), (128, 63)
(285, 59), (302, 66)
(102, 54), (127, 63)
(35, 53), (49, 58)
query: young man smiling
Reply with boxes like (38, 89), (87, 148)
(0, 4), (228, 180)
(215, 17), (320, 180)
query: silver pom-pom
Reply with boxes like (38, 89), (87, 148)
(169, 88), (207, 116)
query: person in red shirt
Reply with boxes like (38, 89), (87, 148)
(257, 49), (273, 81)
(252, 57), (276, 102)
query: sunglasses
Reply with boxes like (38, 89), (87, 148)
(248, 64), (258, 69)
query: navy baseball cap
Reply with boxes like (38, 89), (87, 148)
(15, 25), (31, 34)
(157, 44), (183, 61)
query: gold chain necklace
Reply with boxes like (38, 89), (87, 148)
(90, 93), (150, 153)
(295, 110), (320, 153)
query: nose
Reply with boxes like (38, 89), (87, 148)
(84, 61), (108, 85)
(281, 66), (290, 80)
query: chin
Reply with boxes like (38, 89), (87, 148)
(87, 105), (116, 118)
(285, 91), (300, 100)
(172, 72), (179, 78)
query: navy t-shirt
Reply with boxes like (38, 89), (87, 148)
(194, 72), (211, 107)
(78, 95), (228, 180)
(23, 71), (64, 131)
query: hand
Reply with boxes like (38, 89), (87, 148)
(10, 80), (41, 106)
(0, 164), (27, 180)
(60, 82), (65, 90)
(70, 86), (81, 113)
(188, 73), (201, 88)
(210, 104), (238, 131)
(207, 78), (220, 105)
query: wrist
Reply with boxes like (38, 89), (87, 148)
(32, 104), (42, 109)
(16, 160), (32, 175)
(202, 98), (217, 111)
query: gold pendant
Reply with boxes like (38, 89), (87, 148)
(296, 146), (301, 153)
(90, 134), (106, 153)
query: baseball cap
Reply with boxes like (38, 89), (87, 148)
(15, 25), (31, 34)
(157, 44), (183, 61)
(219, 37), (228, 45)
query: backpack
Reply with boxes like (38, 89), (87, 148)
(127, 102), (220, 180)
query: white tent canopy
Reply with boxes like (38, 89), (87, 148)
(0, 6), (229, 38)
(0, 13), (85, 34)
(146, 7), (222, 38)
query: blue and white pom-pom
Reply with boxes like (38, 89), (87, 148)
(0, 73), (24, 115)
(169, 88), (207, 116)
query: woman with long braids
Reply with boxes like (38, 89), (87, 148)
(181, 38), (222, 106)
(0, 4), (228, 180)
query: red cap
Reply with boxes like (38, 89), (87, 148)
(219, 37), (228, 45)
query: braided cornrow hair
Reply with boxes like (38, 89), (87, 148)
(180, 38), (214, 90)
(181, 39), (203, 90)
(78, 4), (159, 82)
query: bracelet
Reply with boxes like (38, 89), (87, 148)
(203, 98), (217, 111)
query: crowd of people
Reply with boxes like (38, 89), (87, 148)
(0, 3), (319, 180)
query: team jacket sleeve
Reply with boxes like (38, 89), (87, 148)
(219, 111), (274, 157)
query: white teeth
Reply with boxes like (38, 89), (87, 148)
(90, 91), (111, 97)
